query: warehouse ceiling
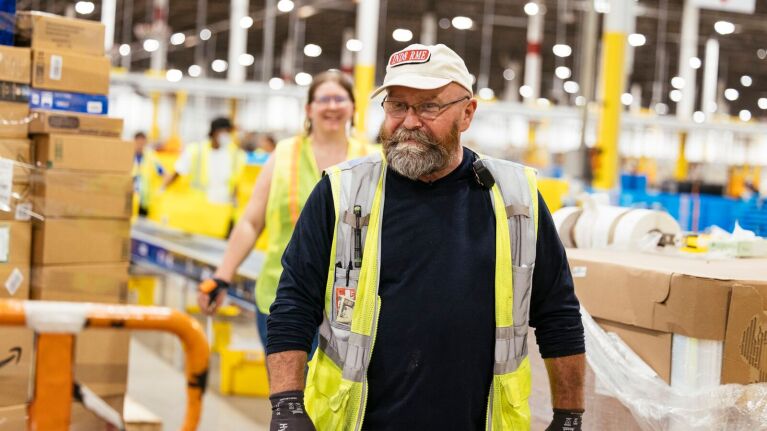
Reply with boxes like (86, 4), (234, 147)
(18, 0), (767, 118)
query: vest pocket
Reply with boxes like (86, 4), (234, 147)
(306, 351), (350, 429)
(333, 269), (360, 328)
(492, 357), (532, 430)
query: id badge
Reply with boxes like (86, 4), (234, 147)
(335, 286), (356, 324)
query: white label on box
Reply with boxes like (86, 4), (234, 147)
(15, 202), (31, 221)
(0, 159), (13, 210)
(86, 101), (103, 113)
(41, 91), (54, 108)
(4, 267), (23, 296)
(571, 266), (587, 278)
(50, 55), (63, 80)
(0, 226), (9, 263)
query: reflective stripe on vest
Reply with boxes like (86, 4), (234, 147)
(257, 136), (374, 314)
(306, 152), (538, 431)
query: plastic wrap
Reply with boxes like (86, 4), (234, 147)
(583, 307), (767, 430)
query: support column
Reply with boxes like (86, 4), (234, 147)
(593, 0), (633, 190)
(523, 0), (544, 104)
(194, 0), (208, 77)
(149, 0), (168, 74)
(577, 1), (598, 182)
(477, 0), (495, 92)
(420, 10), (437, 46)
(227, 0), (248, 84)
(354, 0), (380, 137)
(673, 1), (699, 180)
(341, 28), (355, 77)
(261, 0), (276, 81)
(101, 0), (117, 53)
(120, 0), (134, 70)
(701, 38), (719, 121)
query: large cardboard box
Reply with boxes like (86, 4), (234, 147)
(0, 404), (27, 430)
(32, 218), (130, 265)
(0, 328), (33, 408)
(0, 102), (29, 139)
(0, 46), (31, 84)
(32, 170), (133, 218)
(32, 50), (109, 95)
(31, 263), (129, 303)
(15, 12), (105, 57)
(34, 134), (132, 173)
(569, 248), (767, 385)
(28, 110), (122, 137)
(76, 330), (130, 397)
(0, 139), (31, 183)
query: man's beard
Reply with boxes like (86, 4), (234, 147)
(379, 122), (461, 180)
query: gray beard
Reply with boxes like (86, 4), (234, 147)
(380, 125), (458, 180)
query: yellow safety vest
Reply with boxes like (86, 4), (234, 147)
(133, 148), (160, 209)
(305, 152), (539, 430)
(187, 139), (245, 195)
(258, 135), (375, 314)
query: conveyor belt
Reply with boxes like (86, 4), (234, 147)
(131, 218), (263, 311)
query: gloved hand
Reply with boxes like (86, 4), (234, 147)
(197, 278), (229, 314)
(270, 391), (316, 431)
(545, 408), (584, 431)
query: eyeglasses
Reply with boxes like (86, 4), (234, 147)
(381, 96), (470, 120)
(313, 95), (351, 106)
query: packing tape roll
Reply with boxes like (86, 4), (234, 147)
(552, 207), (582, 248)
(612, 209), (681, 246)
(590, 206), (632, 248)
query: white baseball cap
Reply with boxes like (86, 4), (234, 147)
(370, 44), (473, 99)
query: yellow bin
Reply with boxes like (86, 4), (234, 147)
(219, 348), (269, 397)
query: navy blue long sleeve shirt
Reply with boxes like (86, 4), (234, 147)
(267, 147), (584, 430)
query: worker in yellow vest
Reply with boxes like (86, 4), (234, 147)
(198, 71), (375, 347)
(162, 117), (245, 205)
(132, 131), (165, 216)
(263, 44), (585, 430)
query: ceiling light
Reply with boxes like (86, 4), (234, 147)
(211, 59), (228, 73)
(478, 88), (495, 100)
(714, 21), (735, 35)
(170, 32), (185, 46)
(739, 110), (751, 122)
(689, 57), (701, 69)
(654, 103), (669, 115)
(438, 18), (451, 29)
(670, 76), (685, 89)
(199, 28), (212, 41)
(621, 93), (633, 106)
(392, 29), (413, 42)
(269, 77), (284, 90)
(74, 1), (95, 15)
(503, 69), (516, 81)
(118, 44), (131, 56)
(188, 65), (202, 77)
(758, 49), (767, 60)
(519, 85), (533, 98)
(555, 66), (571, 80)
(303, 44), (322, 57)
(740, 75), (752, 87)
(298, 5), (316, 18)
(693, 111), (705, 123)
(552, 44), (572, 58)
(240, 16), (254, 29)
(759, 98), (767, 110)
(724, 88), (739, 101)
(628, 33), (646, 47)
(166, 69), (182, 82)
(295, 72), (312, 86)
(669, 89), (682, 102)
(143, 39), (159, 52)
(524, 2), (540, 16)
(451, 16), (473, 30)
(277, 0), (294, 12)
(239, 53), (255, 66)
(346, 39), (362, 52)
(563, 81), (579, 94)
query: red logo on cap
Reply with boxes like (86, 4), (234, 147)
(388, 49), (431, 67)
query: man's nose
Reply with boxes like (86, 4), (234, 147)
(402, 107), (422, 129)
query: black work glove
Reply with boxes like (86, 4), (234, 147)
(269, 391), (316, 431)
(546, 408), (584, 431)
(197, 278), (230, 314)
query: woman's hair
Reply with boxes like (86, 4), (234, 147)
(305, 69), (355, 134)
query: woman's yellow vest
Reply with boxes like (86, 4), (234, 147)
(257, 136), (374, 314)
(305, 152), (539, 430)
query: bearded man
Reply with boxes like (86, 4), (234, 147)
(265, 44), (585, 431)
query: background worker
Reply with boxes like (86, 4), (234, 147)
(162, 117), (245, 205)
(198, 70), (375, 346)
(265, 44), (585, 430)
(132, 131), (164, 216)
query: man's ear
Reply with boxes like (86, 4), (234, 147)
(460, 98), (478, 132)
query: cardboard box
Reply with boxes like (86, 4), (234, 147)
(28, 110), (122, 137)
(0, 139), (31, 183)
(0, 264), (29, 299)
(31, 263), (128, 303)
(0, 102), (29, 139)
(15, 12), (105, 57)
(0, 46), (31, 84)
(32, 170), (133, 218)
(0, 82), (30, 105)
(0, 221), (30, 264)
(34, 134), (132, 173)
(32, 218), (130, 265)
(569, 248), (767, 384)
(0, 328), (33, 407)
(0, 404), (27, 430)
(76, 330), (130, 397)
(29, 88), (108, 115)
(70, 394), (125, 431)
(0, 183), (32, 222)
(32, 50), (109, 95)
